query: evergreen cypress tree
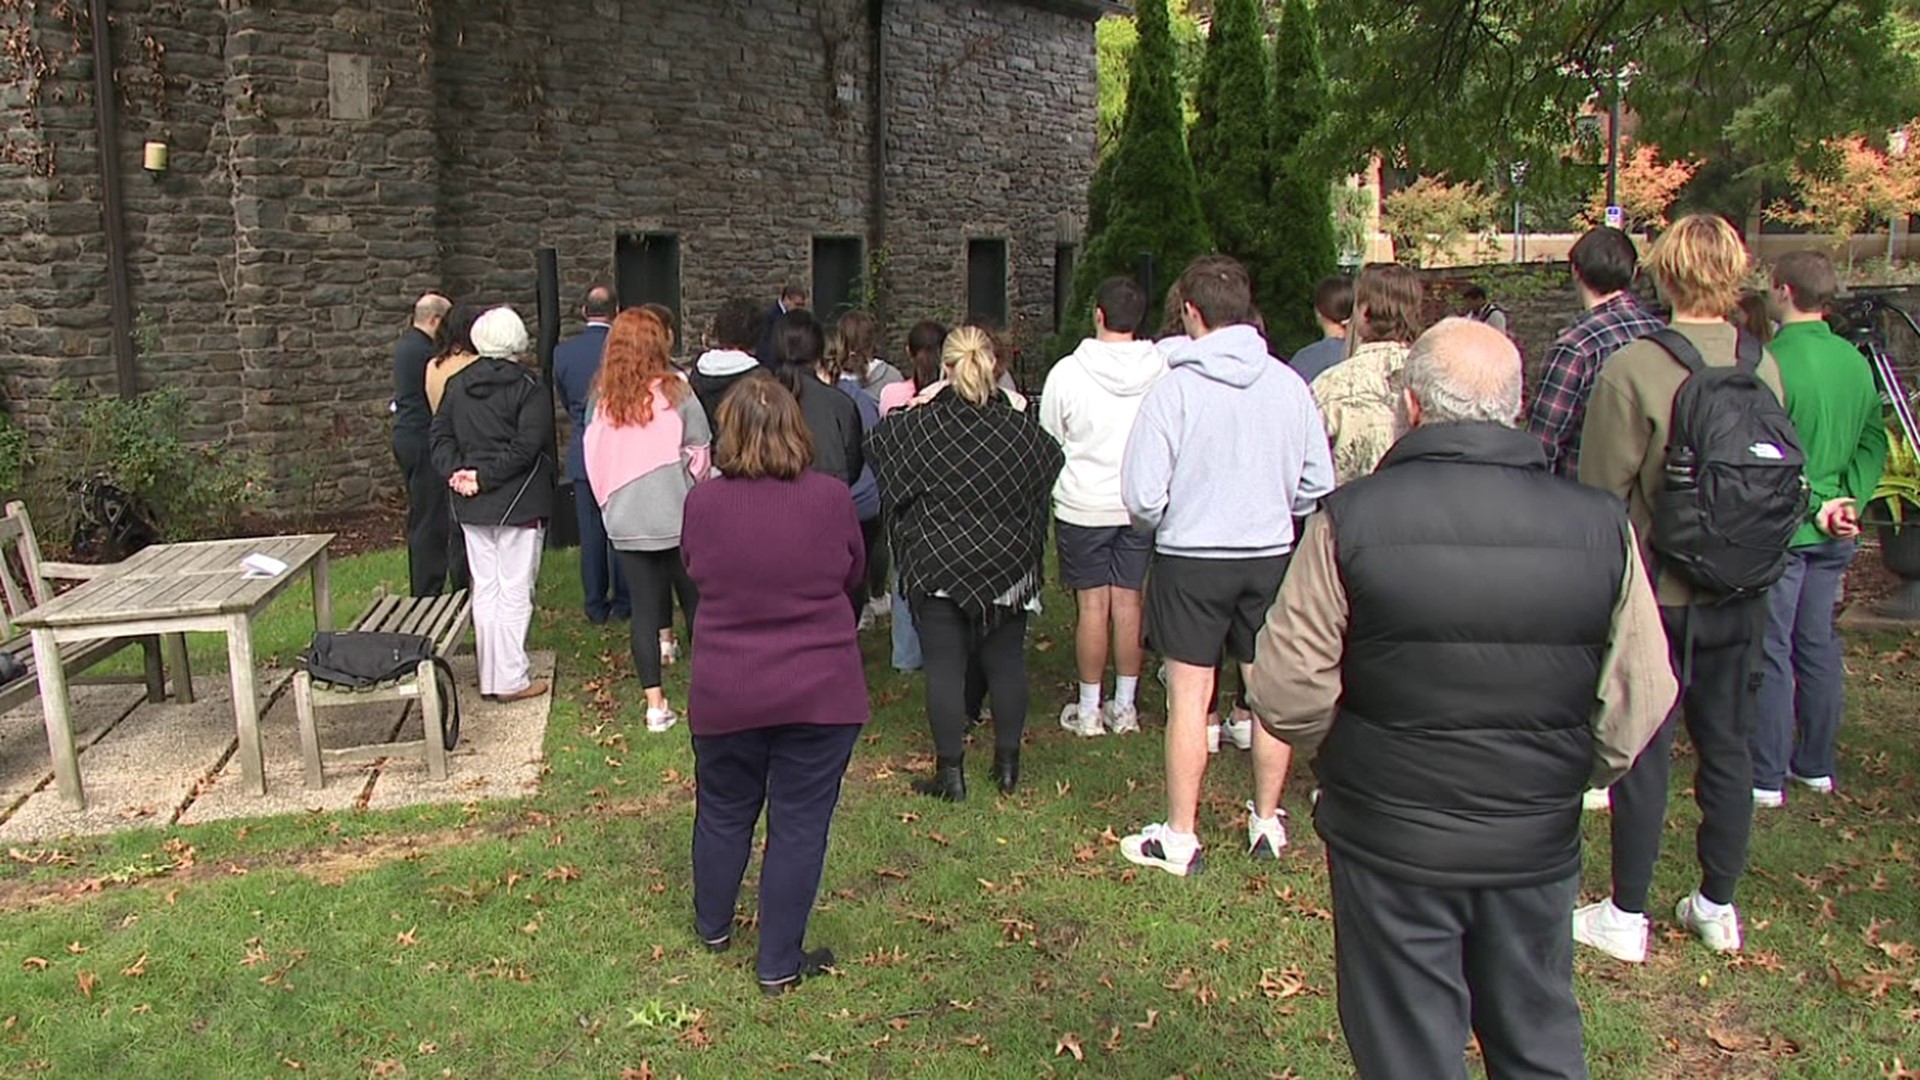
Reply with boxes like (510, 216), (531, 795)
(1262, 0), (1338, 353)
(1188, 0), (1271, 282)
(1063, 0), (1213, 347)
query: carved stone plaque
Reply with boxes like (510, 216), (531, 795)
(328, 53), (371, 120)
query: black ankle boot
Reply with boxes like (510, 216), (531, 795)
(993, 749), (1020, 796)
(912, 756), (967, 802)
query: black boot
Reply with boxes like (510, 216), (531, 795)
(993, 748), (1020, 796)
(912, 756), (967, 802)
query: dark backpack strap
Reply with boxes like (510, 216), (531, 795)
(1646, 328), (1707, 376)
(430, 655), (462, 751)
(1732, 327), (1763, 374)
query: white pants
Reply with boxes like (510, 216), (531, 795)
(461, 524), (544, 696)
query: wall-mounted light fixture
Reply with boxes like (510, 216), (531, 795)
(142, 140), (168, 179)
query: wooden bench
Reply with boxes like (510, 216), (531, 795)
(0, 501), (179, 719)
(293, 588), (472, 789)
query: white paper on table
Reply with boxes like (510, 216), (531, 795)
(240, 553), (290, 579)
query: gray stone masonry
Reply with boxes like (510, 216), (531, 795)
(1, 0), (1098, 513)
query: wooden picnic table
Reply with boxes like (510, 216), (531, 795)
(15, 533), (334, 810)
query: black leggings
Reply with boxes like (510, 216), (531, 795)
(916, 597), (1028, 758)
(862, 517), (890, 608)
(617, 547), (699, 690)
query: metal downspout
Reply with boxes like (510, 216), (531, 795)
(88, 0), (138, 399)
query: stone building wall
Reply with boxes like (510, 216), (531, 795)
(0, 0), (1100, 513)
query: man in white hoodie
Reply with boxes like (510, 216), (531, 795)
(1041, 277), (1168, 737)
(1120, 255), (1335, 877)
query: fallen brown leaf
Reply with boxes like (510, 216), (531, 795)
(1055, 1032), (1085, 1062)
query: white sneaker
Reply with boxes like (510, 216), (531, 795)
(659, 640), (681, 667)
(1572, 900), (1649, 963)
(1582, 788), (1611, 812)
(1752, 788), (1785, 809)
(1224, 710), (1254, 751)
(646, 706), (679, 733)
(1246, 801), (1287, 859)
(1791, 774), (1835, 794)
(864, 596), (892, 623)
(1120, 823), (1205, 877)
(1059, 703), (1105, 738)
(1102, 701), (1141, 734)
(1206, 723), (1221, 754)
(1676, 893), (1743, 953)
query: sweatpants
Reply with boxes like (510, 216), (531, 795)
(461, 523), (543, 697)
(616, 547), (699, 691)
(915, 596), (1027, 758)
(1329, 853), (1587, 1080)
(692, 722), (862, 983)
(1610, 599), (1767, 911)
(1753, 541), (1855, 789)
(396, 430), (468, 597)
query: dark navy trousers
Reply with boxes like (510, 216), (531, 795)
(571, 476), (631, 622)
(692, 722), (861, 983)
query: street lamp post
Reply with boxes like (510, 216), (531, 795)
(1509, 161), (1529, 263)
(1890, 127), (1911, 266)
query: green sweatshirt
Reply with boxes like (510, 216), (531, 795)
(1771, 319), (1888, 548)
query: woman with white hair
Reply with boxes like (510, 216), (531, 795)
(430, 305), (554, 703)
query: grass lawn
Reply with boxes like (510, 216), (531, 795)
(3, 545), (1919, 1078)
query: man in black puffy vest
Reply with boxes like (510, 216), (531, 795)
(1247, 319), (1676, 1080)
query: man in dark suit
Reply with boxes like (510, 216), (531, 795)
(553, 284), (631, 623)
(392, 292), (461, 596)
(756, 284), (808, 365)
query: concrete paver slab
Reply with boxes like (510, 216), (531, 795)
(0, 685), (146, 811)
(0, 673), (289, 844)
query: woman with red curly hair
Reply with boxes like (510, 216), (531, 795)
(585, 307), (713, 732)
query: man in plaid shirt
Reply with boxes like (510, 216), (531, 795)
(1527, 228), (1666, 476)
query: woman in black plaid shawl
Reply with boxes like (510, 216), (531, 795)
(868, 326), (1063, 801)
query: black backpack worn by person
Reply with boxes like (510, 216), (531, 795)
(1646, 327), (1808, 600)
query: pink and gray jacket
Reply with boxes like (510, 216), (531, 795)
(584, 381), (713, 552)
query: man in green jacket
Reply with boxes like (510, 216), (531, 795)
(1752, 250), (1888, 808)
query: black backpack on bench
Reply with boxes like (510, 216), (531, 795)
(298, 631), (462, 751)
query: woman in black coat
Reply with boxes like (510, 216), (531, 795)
(430, 305), (554, 703)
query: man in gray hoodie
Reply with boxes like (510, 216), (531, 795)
(1120, 255), (1335, 877)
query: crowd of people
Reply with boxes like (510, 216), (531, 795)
(389, 216), (1888, 1074)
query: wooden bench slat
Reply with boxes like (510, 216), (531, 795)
(395, 597), (445, 637)
(356, 593), (403, 633)
(418, 594), (469, 650)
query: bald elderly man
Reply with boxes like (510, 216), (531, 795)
(392, 292), (464, 596)
(1246, 319), (1676, 1080)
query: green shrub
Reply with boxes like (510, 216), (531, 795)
(51, 385), (267, 541)
(1262, 0), (1338, 353)
(1190, 0), (1271, 282)
(1063, 0), (1215, 349)
(0, 413), (29, 494)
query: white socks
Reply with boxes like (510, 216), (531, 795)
(1114, 675), (1139, 709)
(1157, 825), (1199, 857)
(1602, 899), (1648, 927)
(1078, 682), (1102, 717)
(1692, 893), (1733, 920)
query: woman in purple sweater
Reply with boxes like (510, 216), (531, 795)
(680, 371), (869, 996)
